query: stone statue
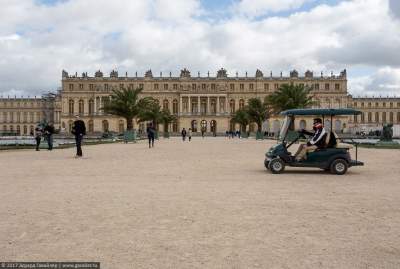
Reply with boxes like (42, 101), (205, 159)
(255, 69), (263, 78)
(217, 68), (227, 78)
(145, 69), (153, 78)
(290, 69), (298, 78)
(180, 68), (191, 78)
(381, 123), (393, 141)
(95, 70), (103, 78)
(340, 69), (347, 78)
(305, 70), (313, 78)
(110, 70), (118, 78)
(82, 72), (87, 78)
(62, 70), (69, 78)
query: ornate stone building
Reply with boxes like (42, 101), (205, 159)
(59, 68), (351, 134)
(1, 68), (399, 136)
(0, 93), (61, 135)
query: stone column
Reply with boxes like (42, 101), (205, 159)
(188, 96), (191, 115)
(179, 96), (182, 114)
(197, 96), (200, 115)
(94, 97), (97, 115)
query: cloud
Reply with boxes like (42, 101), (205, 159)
(348, 67), (400, 96)
(389, 0), (400, 19)
(232, 0), (313, 17)
(0, 0), (399, 97)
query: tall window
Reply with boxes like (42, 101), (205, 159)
(164, 84), (168, 90)
(335, 83), (340, 90)
(69, 99), (74, 115)
(211, 84), (216, 90)
(172, 99), (178, 114)
(69, 84), (74, 90)
(163, 99), (169, 111)
(382, 112), (387, 123)
(264, 83), (269, 91)
(249, 83), (254, 90)
(368, 112), (372, 123)
(230, 99), (235, 113)
(239, 99), (245, 109)
(240, 84), (244, 90)
(325, 83), (330, 90)
(154, 83), (159, 90)
(230, 84), (234, 90)
(78, 100), (84, 115)
(375, 112), (379, 122)
(88, 120), (94, 133)
(389, 112), (393, 123)
(314, 84), (319, 90)
(89, 99), (94, 115)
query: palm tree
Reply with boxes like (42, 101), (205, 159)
(246, 98), (270, 133)
(102, 87), (149, 130)
(161, 109), (177, 137)
(137, 97), (165, 130)
(231, 108), (250, 133)
(266, 83), (316, 113)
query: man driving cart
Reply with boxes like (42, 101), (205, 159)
(294, 118), (327, 161)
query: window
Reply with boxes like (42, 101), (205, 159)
(89, 84), (94, 90)
(172, 99), (178, 114)
(249, 83), (254, 90)
(335, 83), (340, 90)
(154, 84), (159, 90)
(390, 102), (393, 108)
(173, 84), (178, 90)
(78, 100), (84, 115)
(88, 120), (94, 133)
(229, 99), (235, 113)
(390, 112), (394, 123)
(192, 83), (196, 90)
(79, 84), (84, 89)
(164, 84), (168, 90)
(361, 102), (364, 107)
(375, 112), (379, 122)
(375, 102), (379, 107)
(163, 99), (169, 111)
(139, 83), (144, 89)
(368, 102), (371, 108)
(239, 99), (245, 109)
(23, 112), (27, 123)
(325, 83), (330, 90)
(382, 112), (387, 123)
(368, 112), (372, 122)
(69, 84), (74, 90)
(240, 84), (244, 90)
(69, 99), (74, 115)
(89, 99), (95, 115)
(264, 83), (269, 90)
(230, 84), (234, 90)
(383, 102), (386, 108)
(314, 84), (319, 90)
(274, 83), (279, 90)
(211, 84), (216, 90)
(104, 84), (109, 90)
(202, 84), (206, 90)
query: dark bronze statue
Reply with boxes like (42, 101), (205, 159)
(381, 123), (393, 141)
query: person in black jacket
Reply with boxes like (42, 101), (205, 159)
(44, 123), (55, 150)
(146, 123), (156, 148)
(294, 118), (327, 161)
(71, 115), (86, 157)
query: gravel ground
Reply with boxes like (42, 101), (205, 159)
(0, 137), (399, 269)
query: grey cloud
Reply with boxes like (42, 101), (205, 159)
(389, 0), (400, 19)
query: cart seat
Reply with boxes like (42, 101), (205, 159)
(336, 143), (353, 149)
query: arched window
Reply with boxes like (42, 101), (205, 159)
(191, 120), (197, 132)
(69, 99), (74, 115)
(389, 112), (393, 123)
(30, 125), (34, 135)
(397, 112), (400, 123)
(163, 99), (169, 111)
(368, 112), (372, 122)
(382, 112), (386, 123)
(23, 125), (27, 135)
(172, 99), (178, 114)
(78, 99), (84, 115)
(102, 120), (109, 132)
(88, 120), (94, 133)
(229, 99), (235, 113)
(239, 99), (245, 109)
(118, 120), (124, 133)
(172, 120), (178, 132)
(210, 99), (217, 114)
(200, 120), (207, 132)
(375, 112), (379, 123)
(16, 125), (21, 135)
(89, 99), (94, 115)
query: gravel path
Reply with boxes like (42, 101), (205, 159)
(0, 137), (399, 269)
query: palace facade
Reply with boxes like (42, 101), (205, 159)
(1, 68), (399, 136)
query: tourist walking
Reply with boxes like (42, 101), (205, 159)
(146, 123), (156, 148)
(71, 115), (86, 158)
(181, 128), (187, 141)
(188, 128), (192, 141)
(44, 123), (55, 150)
(34, 127), (42, 151)
(201, 128), (205, 138)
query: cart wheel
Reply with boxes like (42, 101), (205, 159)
(268, 158), (285, 174)
(264, 160), (270, 170)
(330, 159), (348, 175)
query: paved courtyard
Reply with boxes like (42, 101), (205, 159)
(0, 137), (400, 269)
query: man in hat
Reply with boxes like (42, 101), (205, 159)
(294, 118), (327, 161)
(71, 115), (86, 157)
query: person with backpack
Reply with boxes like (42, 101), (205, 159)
(71, 115), (86, 158)
(146, 123), (156, 148)
(181, 128), (187, 141)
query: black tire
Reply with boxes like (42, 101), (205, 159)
(264, 160), (270, 170)
(330, 159), (348, 175)
(268, 158), (285, 174)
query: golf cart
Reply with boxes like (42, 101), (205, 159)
(265, 108), (364, 175)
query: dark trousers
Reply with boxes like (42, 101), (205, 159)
(35, 137), (41, 151)
(148, 136), (155, 148)
(182, 135), (186, 141)
(75, 135), (83, 156)
(46, 134), (53, 150)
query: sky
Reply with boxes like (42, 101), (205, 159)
(0, 0), (399, 97)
